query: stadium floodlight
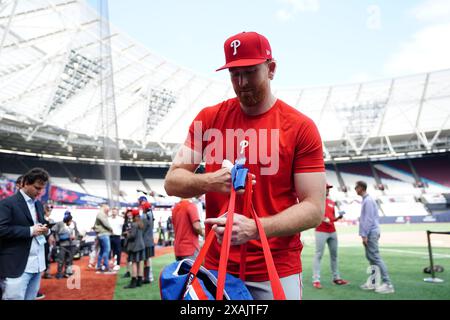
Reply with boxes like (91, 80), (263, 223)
(334, 156), (351, 161)
(333, 99), (387, 154)
(142, 87), (177, 146)
(351, 155), (369, 160)
(369, 154), (387, 159)
(46, 50), (101, 119)
(407, 150), (427, 156)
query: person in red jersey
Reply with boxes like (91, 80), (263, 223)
(171, 198), (204, 261)
(312, 183), (348, 289)
(164, 31), (326, 300)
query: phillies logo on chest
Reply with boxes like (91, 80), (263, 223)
(230, 40), (241, 55)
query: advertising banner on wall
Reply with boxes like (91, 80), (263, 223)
(48, 185), (131, 207)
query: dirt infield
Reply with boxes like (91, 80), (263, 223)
(39, 256), (117, 300)
(39, 246), (174, 300)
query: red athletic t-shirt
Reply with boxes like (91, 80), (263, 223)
(185, 98), (324, 281)
(171, 200), (201, 257)
(315, 198), (337, 233)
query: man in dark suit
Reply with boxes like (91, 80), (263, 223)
(0, 168), (50, 300)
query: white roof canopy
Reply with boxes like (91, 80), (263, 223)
(1, 0), (449, 161)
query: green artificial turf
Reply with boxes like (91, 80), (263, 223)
(113, 223), (450, 300)
(113, 253), (174, 300)
(300, 245), (450, 300)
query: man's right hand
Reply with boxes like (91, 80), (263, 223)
(206, 168), (232, 193)
(206, 168), (256, 194)
(32, 224), (48, 237)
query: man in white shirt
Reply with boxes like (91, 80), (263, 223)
(109, 207), (123, 271)
(0, 168), (50, 300)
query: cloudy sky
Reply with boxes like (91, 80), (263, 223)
(91, 0), (450, 88)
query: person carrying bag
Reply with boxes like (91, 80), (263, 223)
(160, 169), (286, 300)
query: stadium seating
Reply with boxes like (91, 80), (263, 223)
(336, 162), (381, 196)
(0, 155), (170, 204)
(1, 153), (449, 222)
(325, 168), (347, 201)
(50, 177), (86, 194)
(325, 167), (340, 187)
(411, 155), (450, 192)
(377, 194), (429, 216)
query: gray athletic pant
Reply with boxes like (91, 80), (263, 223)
(364, 230), (391, 284)
(245, 273), (302, 300)
(175, 249), (199, 261)
(313, 231), (340, 282)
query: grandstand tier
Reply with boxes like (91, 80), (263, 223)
(1, 152), (449, 222)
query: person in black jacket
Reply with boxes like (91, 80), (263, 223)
(0, 168), (50, 300)
(138, 196), (155, 284)
(121, 208), (133, 278)
(123, 208), (145, 289)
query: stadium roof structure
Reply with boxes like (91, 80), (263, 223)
(1, 0), (450, 165)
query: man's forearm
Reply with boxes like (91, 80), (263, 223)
(196, 227), (205, 237)
(261, 200), (323, 238)
(0, 225), (32, 239)
(359, 220), (368, 237)
(165, 168), (209, 198)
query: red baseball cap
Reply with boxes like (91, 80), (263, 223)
(216, 31), (273, 71)
(326, 183), (333, 189)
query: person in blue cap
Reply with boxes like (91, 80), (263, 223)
(52, 210), (79, 279)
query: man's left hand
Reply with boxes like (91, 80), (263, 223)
(205, 213), (258, 245)
(362, 236), (368, 246)
(34, 224), (48, 236)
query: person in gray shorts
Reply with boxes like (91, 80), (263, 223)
(312, 183), (348, 289)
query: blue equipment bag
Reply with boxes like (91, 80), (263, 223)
(159, 259), (253, 300)
(159, 163), (286, 300)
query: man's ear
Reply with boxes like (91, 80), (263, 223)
(268, 60), (276, 80)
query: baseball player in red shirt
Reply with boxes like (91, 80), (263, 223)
(165, 31), (326, 300)
(312, 183), (348, 289)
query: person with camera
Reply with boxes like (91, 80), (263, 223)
(52, 211), (79, 279)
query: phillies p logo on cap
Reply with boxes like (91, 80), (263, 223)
(216, 31), (273, 71)
(230, 40), (241, 55)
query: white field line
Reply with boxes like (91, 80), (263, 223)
(381, 248), (450, 259)
(329, 244), (450, 258)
